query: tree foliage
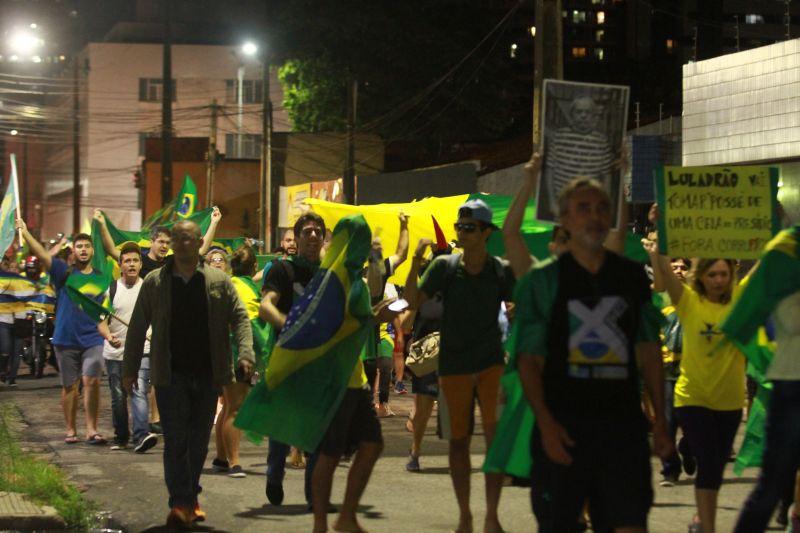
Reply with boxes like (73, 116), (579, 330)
(268, 0), (531, 143)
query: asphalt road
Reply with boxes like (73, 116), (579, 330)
(0, 369), (785, 532)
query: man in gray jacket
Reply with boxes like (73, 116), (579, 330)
(123, 220), (254, 529)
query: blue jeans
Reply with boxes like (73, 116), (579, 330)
(0, 322), (22, 381)
(266, 439), (318, 505)
(734, 380), (800, 533)
(106, 358), (151, 444)
(660, 379), (684, 478)
(155, 373), (220, 509)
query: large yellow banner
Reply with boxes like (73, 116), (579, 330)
(655, 165), (780, 259)
(304, 195), (469, 285)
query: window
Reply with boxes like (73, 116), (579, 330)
(138, 132), (159, 156)
(572, 47), (587, 58)
(225, 79), (264, 104)
(596, 29), (605, 42)
(666, 38), (674, 52)
(138, 78), (176, 102)
(745, 14), (765, 24)
(591, 0), (604, 4)
(572, 10), (587, 23)
(594, 48), (605, 60)
(597, 11), (606, 24)
(225, 133), (262, 159)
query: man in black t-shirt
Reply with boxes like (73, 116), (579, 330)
(516, 178), (673, 532)
(259, 212), (325, 509)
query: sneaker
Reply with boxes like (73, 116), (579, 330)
(406, 453), (420, 472)
(166, 506), (193, 529)
(110, 443), (128, 451)
(228, 464), (247, 478)
(394, 381), (408, 395)
(134, 433), (158, 454)
(149, 422), (163, 435)
(6, 379), (16, 388)
(659, 474), (678, 487)
(266, 481), (284, 506)
(212, 458), (230, 473)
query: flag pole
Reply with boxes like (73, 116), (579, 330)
(10, 154), (22, 247)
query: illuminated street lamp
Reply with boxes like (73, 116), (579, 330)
(10, 129), (18, 136)
(241, 41), (258, 56)
(8, 30), (43, 56)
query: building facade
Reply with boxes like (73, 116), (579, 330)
(41, 42), (289, 236)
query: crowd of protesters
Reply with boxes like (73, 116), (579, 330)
(0, 153), (798, 533)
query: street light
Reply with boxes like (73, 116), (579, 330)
(10, 129), (18, 136)
(8, 30), (43, 56)
(241, 41), (258, 56)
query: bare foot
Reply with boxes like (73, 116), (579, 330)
(484, 517), (505, 533)
(332, 518), (367, 532)
(455, 514), (473, 533)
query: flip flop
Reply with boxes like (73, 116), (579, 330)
(86, 434), (107, 445)
(64, 434), (79, 444)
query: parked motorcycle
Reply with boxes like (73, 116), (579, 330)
(19, 310), (56, 378)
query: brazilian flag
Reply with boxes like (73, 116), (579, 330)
(231, 275), (274, 371)
(66, 219), (115, 306)
(722, 225), (800, 473)
(235, 214), (373, 451)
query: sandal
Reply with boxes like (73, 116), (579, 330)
(86, 434), (107, 445)
(64, 434), (79, 444)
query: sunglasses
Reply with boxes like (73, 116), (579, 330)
(454, 222), (483, 233)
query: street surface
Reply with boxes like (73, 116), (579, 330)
(0, 370), (782, 532)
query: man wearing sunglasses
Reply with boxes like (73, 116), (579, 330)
(405, 198), (515, 533)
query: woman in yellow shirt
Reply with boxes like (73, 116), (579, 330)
(655, 253), (746, 533)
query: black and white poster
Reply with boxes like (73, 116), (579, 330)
(537, 80), (629, 227)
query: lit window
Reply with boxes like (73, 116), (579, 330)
(595, 48), (604, 60)
(562, 10), (567, 18)
(597, 11), (606, 24)
(591, 0), (604, 4)
(572, 47), (587, 58)
(666, 38), (674, 52)
(529, 26), (536, 37)
(596, 30), (605, 42)
(745, 14), (765, 24)
(572, 10), (587, 23)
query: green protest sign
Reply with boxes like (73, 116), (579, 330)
(655, 165), (780, 259)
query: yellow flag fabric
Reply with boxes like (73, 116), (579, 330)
(305, 195), (469, 286)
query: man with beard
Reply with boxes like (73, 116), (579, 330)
(17, 219), (108, 445)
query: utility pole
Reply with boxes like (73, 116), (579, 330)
(206, 99), (218, 208)
(259, 58), (273, 252)
(161, 0), (173, 206)
(734, 15), (740, 51)
(658, 103), (663, 134)
(72, 59), (80, 234)
(692, 26), (698, 62)
(786, 0), (792, 40)
(533, 0), (563, 147)
(343, 79), (357, 205)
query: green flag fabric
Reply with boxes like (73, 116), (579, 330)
(721, 225), (800, 474)
(64, 285), (114, 323)
(0, 175), (18, 256)
(235, 214), (373, 451)
(143, 174), (198, 229)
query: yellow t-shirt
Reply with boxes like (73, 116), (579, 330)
(674, 283), (746, 410)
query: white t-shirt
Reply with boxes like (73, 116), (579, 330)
(103, 278), (151, 360)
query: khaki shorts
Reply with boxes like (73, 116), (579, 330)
(439, 364), (503, 441)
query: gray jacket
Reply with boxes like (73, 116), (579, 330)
(123, 257), (255, 387)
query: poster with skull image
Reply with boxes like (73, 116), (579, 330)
(537, 80), (629, 228)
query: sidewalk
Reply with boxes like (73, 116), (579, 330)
(0, 371), (772, 532)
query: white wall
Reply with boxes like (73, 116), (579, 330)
(682, 38), (800, 166)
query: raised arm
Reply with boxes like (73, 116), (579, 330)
(15, 218), (52, 271)
(389, 212), (410, 270)
(47, 236), (68, 257)
(93, 209), (121, 261)
(603, 146), (630, 254)
(403, 239), (432, 310)
(503, 153), (540, 278)
(199, 206), (222, 256)
(642, 236), (666, 292)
